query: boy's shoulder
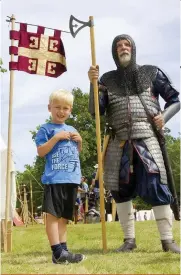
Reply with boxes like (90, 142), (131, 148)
(64, 124), (77, 132)
(38, 123), (77, 132)
(38, 123), (51, 131)
(40, 122), (49, 127)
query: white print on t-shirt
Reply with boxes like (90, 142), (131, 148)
(51, 144), (79, 173)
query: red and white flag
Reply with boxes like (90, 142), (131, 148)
(9, 23), (67, 77)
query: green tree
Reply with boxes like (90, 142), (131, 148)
(0, 58), (7, 73)
(165, 128), (180, 201)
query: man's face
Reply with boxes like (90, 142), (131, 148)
(116, 39), (132, 67)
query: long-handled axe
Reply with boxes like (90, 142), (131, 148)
(69, 15), (107, 252)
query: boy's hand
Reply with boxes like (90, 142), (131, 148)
(54, 131), (71, 141)
(70, 132), (82, 143)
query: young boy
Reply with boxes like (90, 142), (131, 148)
(35, 89), (85, 264)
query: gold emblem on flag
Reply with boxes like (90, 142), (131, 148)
(18, 34), (66, 75)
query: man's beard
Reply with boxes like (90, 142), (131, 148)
(118, 53), (131, 67)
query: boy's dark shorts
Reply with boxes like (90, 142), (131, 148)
(42, 184), (78, 220)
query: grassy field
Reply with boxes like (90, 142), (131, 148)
(1, 221), (180, 274)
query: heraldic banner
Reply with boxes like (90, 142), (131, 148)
(9, 23), (67, 77)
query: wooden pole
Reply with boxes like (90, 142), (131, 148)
(95, 135), (110, 181)
(89, 16), (107, 252)
(17, 197), (38, 224)
(17, 182), (22, 204)
(4, 14), (16, 253)
(43, 213), (47, 226)
(112, 199), (116, 222)
(24, 184), (29, 227)
(85, 195), (88, 213)
(22, 185), (26, 224)
(84, 194), (89, 224)
(1, 220), (5, 252)
(30, 180), (34, 225)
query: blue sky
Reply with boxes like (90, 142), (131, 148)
(1, 0), (180, 172)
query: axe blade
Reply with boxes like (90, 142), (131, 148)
(69, 15), (92, 38)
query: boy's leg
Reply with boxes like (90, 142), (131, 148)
(46, 213), (64, 261)
(46, 213), (60, 245)
(58, 218), (68, 251)
(44, 185), (85, 263)
(46, 213), (85, 264)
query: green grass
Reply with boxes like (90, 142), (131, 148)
(1, 221), (180, 274)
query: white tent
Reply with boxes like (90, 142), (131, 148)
(137, 210), (155, 221)
(0, 136), (17, 221)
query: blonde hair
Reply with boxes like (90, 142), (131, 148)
(49, 89), (74, 106)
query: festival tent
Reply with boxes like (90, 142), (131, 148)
(137, 210), (155, 221)
(0, 136), (18, 231)
(13, 210), (23, 226)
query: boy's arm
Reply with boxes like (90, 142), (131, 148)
(70, 132), (82, 152)
(37, 135), (59, 157)
(77, 140), (82, 152)
(36, 129), (70, 157)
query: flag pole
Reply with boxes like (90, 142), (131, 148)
(30, 180), (34, 225)
(4, 14), (16, 253)
(89, 16), (107, 253)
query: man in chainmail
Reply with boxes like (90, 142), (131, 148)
(88, 34), (180, 253)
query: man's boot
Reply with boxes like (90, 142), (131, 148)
(161, 239), (180, 254)
(115, 201), (136, 252)
(153, 205), (180, 254)
(115, 238), (137, 252)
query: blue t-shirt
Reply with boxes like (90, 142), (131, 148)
(35, 123), (81, 184)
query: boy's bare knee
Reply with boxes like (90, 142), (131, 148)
(47, 213), (59, 221)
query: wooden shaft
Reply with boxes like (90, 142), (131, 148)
(4, 14), (16, 253)
(112, 199), (116, 222)
(6, 221), (12, 250)
(89, 16), (107, 252)
(85, 196), (88, 213)
(17, 197), (37, 224)
(24, 185), (29, 227)
(1, 220), (5, 251)
(23, 185), (26, 224)
(17, 181), (21, 200)
(95, 135), (110, 180)
(24, 185), (29, 226)
(30, 180), (34, 225)
(84, 195), (89, 224)
(43, 213), (47, 226)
